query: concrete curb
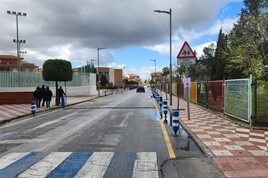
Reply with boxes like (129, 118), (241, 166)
(167, 105), (214, 158)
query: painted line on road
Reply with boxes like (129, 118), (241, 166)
(153, 100), (176, 159)
(18, 152), (72, 178)
(32, 112), (77, 130)
(75, 152), (114, 178)
(133, 152), (159, 178)
(0, 109), (61, 129)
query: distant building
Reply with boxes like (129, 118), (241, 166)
(96, 67), (123, 87)
(150, 72), (163, 81)
(0, 55), (38, 72)
(126, 74), (142, 84)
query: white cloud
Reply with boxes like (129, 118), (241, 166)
(147, 17), (238, 57)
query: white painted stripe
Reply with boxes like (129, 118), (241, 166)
(173, 123), (179, 127)
(0, 152), (29, 170)
(0, 138), (49, 144)
(132, 152), (159, 178)
(32, 112), (77, 130)
(75, 152), (114, 178)
(18, 152), (72, 178)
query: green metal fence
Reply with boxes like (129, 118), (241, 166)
(253, 79), (268, 123)
(0, 71), (91, 87)
(224, 76), (252, 124)
(197, 82), (208, 108)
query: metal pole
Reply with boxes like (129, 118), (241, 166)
(97, 49), (100, 97)
(185, 65), (190, 120)
(16, 15), (20, 71)
(169, 8), (172, 106)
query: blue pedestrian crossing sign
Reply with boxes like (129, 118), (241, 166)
(177, 41), (196, 65)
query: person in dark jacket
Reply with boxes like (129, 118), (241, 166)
(33, 86), (42, 108)
(44, 86), (53, 108)
(58, 86), (66, 104)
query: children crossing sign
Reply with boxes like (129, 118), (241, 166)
(177, 41), (196, 65)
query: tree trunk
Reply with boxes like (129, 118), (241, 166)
(55, 81), (59, 105)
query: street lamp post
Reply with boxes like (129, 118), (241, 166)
(7, 11), (27, 71)
(19, 51), (27, 59)
(97, 47), (105, 97)
(154, 8), (172, 106)
(91, 59), (96, 66)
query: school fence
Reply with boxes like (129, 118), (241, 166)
(0, 71), (93, 88)
(224, 77), (252, 124)
(252, 79), (268, 124)
(156, 76), (267, 125)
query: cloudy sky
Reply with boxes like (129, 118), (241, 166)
(0, 0), (243, 80)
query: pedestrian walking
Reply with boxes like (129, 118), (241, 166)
(44, 86), (53, 108)
(58, 86), (66, 104)
(40, 85), (46, 107)
(33, 86), (42, 108)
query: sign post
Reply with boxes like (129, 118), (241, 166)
(177, 41), (196, 120)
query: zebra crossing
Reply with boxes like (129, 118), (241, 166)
(0, 151), (159, 178)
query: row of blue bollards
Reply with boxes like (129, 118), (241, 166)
(151, 88), (180, 135)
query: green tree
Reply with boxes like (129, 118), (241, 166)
(243, 0), (268, 16)
(223, 13), (268, 78)
(85, 65), (96, 73)
(192, 43), (216, 81)
(100, 74), (108, 87)
(42, 59), (73, 105)
(161, 66), (169, 84)
(213, 28), (228, 80)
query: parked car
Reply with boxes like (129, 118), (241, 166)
(136, 85), (145, 93)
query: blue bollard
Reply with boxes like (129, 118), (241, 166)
(163, 100), (168, 117)
(61, 96), (65, 108)
(159, 96), (163, 117)
(31, 101), (36, 116)
(172, 109), (180, 135)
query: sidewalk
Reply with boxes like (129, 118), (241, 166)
(0, 95), (97, 124)
(159, 90), (268, 177)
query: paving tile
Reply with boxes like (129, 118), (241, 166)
(235, 141), (254, 146)
(203, 141), (221, 146)
(207, 145), (226, 150)
(207, 131), (221, 135)
(221, 142), (237, 146)
(224, 145), (245, 151)
(248, 150), (268, 156)
(200, 138), (216, 142)
(241, 145), (263, 151)
(230, 150), (254, 157)
(211, 150), (233, 156)
(196, 134), (212, 138)
(214, 138), (232, 142)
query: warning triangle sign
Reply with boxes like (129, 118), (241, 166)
(177, 41), (196, 59)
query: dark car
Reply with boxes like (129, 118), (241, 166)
(136, 86), (145, 93)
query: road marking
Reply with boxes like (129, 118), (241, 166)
(0, 109), (61, 129)
(0, 151), (158, 177)
(153, 100), (176, 159)
(0, 152), (29, 170)
(133, 152), (159, 178)
(18, 152), (72, 178)
(0, 138), (49, 144)
(119, 111), (133, 127)
(32, 112), (77, 130)
(75, 152), (114, 178)
(33, 92), (136, 152)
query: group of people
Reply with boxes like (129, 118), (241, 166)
(33, 86), (66, 108)
(33, 85), (53, 108)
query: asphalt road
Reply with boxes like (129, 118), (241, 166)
(0, 88), (224, 178)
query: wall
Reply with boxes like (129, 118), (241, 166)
(0, 92), (34, 104)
